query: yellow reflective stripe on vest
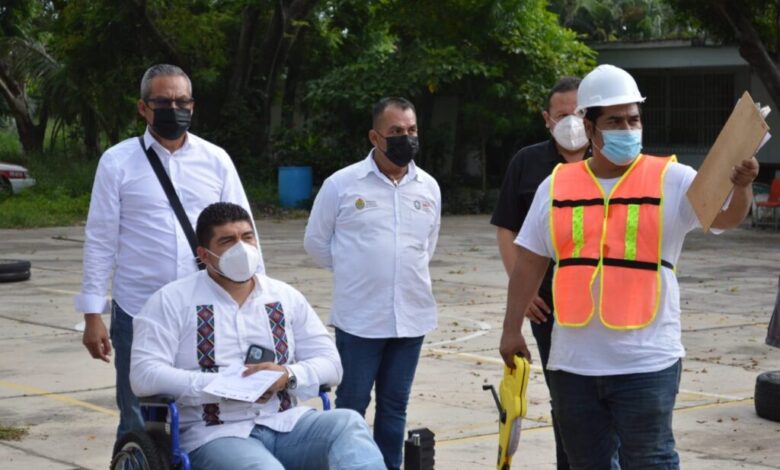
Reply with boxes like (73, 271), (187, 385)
(572, 206), (585, 258)
(624, 204), (640, 261)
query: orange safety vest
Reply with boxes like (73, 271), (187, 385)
(549, 154), (675, 330)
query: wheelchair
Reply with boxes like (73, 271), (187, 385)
(111, 386), (332, 470)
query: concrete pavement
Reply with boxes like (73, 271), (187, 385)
(1, 215), (779, 469)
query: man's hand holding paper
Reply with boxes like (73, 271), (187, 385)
(243, 362), (290, 403)
(202, 363), (284, 403)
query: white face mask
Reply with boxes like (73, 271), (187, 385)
(551, 115), (588, 151)
(207, 241), (260, 283)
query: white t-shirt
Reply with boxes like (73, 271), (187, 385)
(516, 161), (704, 376)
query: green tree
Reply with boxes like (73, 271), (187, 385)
(668, 0), (780, 115)
(550, 0), (693, 41)
(0, 0), (51, 154)
(304, 0), (594, 189)
(0, 0), (594, 202)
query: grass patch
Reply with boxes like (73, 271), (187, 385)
(0, 423), (29, 441)
(0, 187), (90, 228)
(244, 179), (312, 219)
(0, 127), (22, 160)
(0, 127), (313, 228)
(0, 149), (96, 228)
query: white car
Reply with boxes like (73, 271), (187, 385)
(0, 162), (35, 195)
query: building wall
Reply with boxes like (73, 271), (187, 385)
(596, 43), (780, 169)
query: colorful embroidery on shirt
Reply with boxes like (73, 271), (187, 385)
(196, 304), (218, 372)
(201, 403), (223, 426)
(266, 302), (293, 411)
(197, 304), (223, 425)
(265, 302), (289, 364)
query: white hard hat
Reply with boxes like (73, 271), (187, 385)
(575, 64), (645, 114)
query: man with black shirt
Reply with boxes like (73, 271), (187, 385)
(491, 76), (586, 469)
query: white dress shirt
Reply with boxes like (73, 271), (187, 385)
(130, 271), (341, 453)
(74, 129), (264, 316)
(304, 152), (441, 338)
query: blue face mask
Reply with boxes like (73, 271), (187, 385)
(597, 129), (642, 166)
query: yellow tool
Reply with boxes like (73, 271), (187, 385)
(483, 354), (531, 470)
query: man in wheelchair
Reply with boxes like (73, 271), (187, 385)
(128, 202), (385, 469)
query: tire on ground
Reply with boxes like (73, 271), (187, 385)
(0, 259), (31, 283)
(755, 370), (780, 422)
(110, 430), (169, 470)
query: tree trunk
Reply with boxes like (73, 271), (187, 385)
(480, 131), (487, 192)
(132, 0), (188, 69)
(82, 109), (101, 158)
(715, 1), (780, 111)
(0, 62), (46, 154)
(14, 114), (45, 154)
(253, 0), (319, 156)
(226, 5), (261, 106)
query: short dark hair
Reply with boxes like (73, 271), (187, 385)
(584, 103), (642, 125)
(196, 202), (252, 247)
(584, 106), (602, 124)
(372, 97), (416, 128)
(546, 77), (581, 111)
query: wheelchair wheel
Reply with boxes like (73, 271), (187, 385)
(111, 430), (170, 470)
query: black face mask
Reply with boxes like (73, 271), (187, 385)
(151, 108), (191, 140)
(381, 135), (420, 167)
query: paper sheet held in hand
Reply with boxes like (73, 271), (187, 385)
(203, 364), (284, 402)
(686, 91), (769, 231)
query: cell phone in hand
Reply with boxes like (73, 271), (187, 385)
(245, 344), (275, 364)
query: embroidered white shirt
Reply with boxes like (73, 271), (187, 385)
(130, 271), (341, 453)
(304, 152), (441, 338)
(74, 128), (263, 316)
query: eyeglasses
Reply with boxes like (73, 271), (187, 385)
(145, 97), (195, 109)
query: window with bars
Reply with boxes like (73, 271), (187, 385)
(634, 72), (735, 154)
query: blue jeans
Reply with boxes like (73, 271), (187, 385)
(548, 360), (682, 470)
(110, 301), (144, 441)
(334, 329), (424, 470)
(188, 409), (385, 469)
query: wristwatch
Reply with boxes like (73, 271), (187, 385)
(285, 366), (297, 391)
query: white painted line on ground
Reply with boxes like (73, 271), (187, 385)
(34, 286), (81, 296)
(677, 388), (746, 401)
(425, 348), (750, 401)
(424, 313), (492, 348)
(425, 348), (545, 373)
(437, 397), (756, 446)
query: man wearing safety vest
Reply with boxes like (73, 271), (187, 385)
(499, 64), (759, 469)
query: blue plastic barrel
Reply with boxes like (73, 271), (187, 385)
(278, 166), (313, 208)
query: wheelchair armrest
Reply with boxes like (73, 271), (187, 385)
(138, 394), (176, 407)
